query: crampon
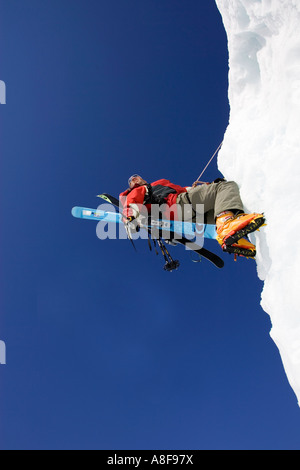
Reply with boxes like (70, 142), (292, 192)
(221, 241), (256, 259)
(223, 214), (266, 246)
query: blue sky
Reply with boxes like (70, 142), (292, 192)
(1, 0), (300, 450)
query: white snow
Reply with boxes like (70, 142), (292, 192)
(215, 0), (300, 403)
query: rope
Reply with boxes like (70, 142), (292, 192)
(192, 141), (223, 187)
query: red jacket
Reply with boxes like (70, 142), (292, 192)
(119, 179), (187, 220)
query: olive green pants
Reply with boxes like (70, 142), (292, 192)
(176, 180), (244, 224)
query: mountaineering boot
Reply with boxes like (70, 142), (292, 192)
(216, 211), (234, 246)
(216, 211), (265, 248)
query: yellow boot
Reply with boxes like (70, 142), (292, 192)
(216, 211), (265, 247)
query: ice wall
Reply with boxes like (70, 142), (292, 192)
(215, 0), (300, 403)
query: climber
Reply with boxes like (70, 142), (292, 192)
(120, 175), (265, 257)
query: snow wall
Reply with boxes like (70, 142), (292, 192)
(215, 0), (300, 404)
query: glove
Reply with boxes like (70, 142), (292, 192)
(123, 216), (140, 233)
(213, 178), (226, 183)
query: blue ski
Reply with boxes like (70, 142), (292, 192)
(71, 206), (217, 240)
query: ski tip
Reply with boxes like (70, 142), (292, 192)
(97, 194), (112, 203)
(71, 207), (82, 219)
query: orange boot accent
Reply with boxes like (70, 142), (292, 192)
(232, 237), (256, 251)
